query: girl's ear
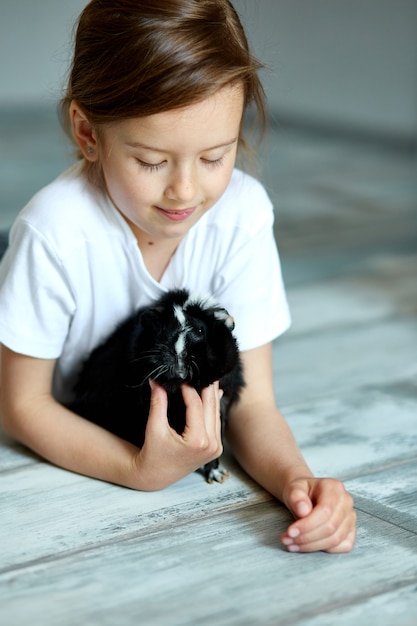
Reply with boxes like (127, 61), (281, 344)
(70, 101), (99, 162)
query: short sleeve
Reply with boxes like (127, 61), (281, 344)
(212, 216), (291, 352)
(0, 220), (76, 358)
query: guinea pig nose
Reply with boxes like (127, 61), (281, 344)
(177, 367), (187, 379)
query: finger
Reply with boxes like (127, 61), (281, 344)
(285, 485), (313, 519)
(286, 499), (333, 537)
(285, 478), (351, 527)
(192, 383), (223, 459)
(146, 379), (169, 433)
(282, 495), (356, 553)
(215, 383), (223, 439)
(180, 384), (207, 441)
(325, 527), (357, 554)
(281, 479), (356, 550)
(201, 381), (221, 438)
(283, 512), (356, 553)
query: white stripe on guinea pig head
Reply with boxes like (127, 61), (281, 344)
(173, 304), (187, 328)
(173, 304), (188, 378)
(174, 331), (187, 378)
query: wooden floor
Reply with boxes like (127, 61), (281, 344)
(1, 108), (416, 625)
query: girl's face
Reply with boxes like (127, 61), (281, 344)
(96, 85), (244, 248)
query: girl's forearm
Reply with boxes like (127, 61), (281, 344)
(226, 404), (314, 502)
(1, 379), (225, 492)
(1, 396), (145, 489)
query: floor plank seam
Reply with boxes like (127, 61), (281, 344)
(270, 578), (417, 626)
(352, 501), (417, 536)
(1, 493), (276, 577)
(340, 455), (417, 482)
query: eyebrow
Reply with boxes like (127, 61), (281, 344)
(125, 138), (238, 152)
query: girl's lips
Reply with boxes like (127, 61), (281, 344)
(155, 206), (197, 222)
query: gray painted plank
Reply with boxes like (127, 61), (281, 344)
(347, 461), (417, 533)
(0, 454), (270, 571)
(2, 381), (416, 569)
(0, 430), (39, 472)
(292, 583), (417, 626)
(2, 379), (416, 481)
(1, 505), (416, 626)
(273, 316), (417, 407)
(1, 377), (416, 571)
(284, 253), (417, 336)
(283, 383), (417, 478)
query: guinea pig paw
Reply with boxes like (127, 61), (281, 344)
(206, 466), (230, 484)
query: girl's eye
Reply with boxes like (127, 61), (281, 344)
(201, 156), (225, 169)
(136, 156), (226, 171)
(136, 159), (166, 172)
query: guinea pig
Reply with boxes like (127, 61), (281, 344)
(67, 289), (244, 483)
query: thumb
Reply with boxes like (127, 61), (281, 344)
(284, 480), (313, 519)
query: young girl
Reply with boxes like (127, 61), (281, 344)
(0, 0), (356, 553)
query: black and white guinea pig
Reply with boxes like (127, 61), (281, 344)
(67, 289), (244, 483)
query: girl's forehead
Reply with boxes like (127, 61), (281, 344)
(102, 85), (244, 151)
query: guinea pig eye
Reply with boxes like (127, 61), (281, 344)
(190, 319), (206, 338)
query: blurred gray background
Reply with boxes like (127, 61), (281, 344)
(1, 0), (417, 137)
(0, 0), (416, 253)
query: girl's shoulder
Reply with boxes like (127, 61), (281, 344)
(18, 163), (105, 229)
(11, 164), (126, 255)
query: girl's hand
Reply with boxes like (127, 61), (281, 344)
(280, 477), (357, 553)
(132, 380), (223, 490)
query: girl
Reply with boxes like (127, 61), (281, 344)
(0, 0), (356, 553)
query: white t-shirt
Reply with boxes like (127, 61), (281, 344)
(0, 163), (290, 402)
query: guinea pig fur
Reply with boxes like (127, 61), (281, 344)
(67, 289), (244, 483)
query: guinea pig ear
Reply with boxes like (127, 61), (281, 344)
(140, 306), (164, 328)
(213, 308), (235, 330)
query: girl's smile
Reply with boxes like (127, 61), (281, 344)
(89, 85), (244, 251)
(154, 206), (197, 222)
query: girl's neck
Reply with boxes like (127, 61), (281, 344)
(141, 239), (179, 282)
(128, 220), (182, 282)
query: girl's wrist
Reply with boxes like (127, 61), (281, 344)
(265, 463), (314, 504)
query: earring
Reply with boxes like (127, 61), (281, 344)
(86, 146), (93, 156)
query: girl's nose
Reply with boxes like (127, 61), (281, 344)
(164, 165), (197, 203)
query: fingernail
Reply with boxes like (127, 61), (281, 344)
(296, 502), (310, 517)
(288, 527), (300, 539)
(282, 537), (293, 546)
(288, 544), (300, 553)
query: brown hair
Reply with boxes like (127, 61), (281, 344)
(60, 0), (267, 177)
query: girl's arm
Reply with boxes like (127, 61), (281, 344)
(0, 346), (223, 491)
(227, 343), (357, 553)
